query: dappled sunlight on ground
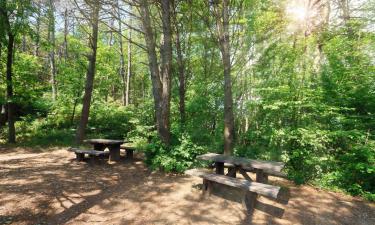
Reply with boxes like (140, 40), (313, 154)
(0, 147), (374, 225)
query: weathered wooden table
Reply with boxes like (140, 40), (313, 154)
(197, 153), (284, 183)
(84, 139), (124, 162)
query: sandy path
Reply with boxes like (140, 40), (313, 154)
(0, 147), (374, 225)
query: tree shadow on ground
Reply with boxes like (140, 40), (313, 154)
(0, 149), (374, 225)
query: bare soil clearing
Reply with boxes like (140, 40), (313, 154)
(0, 147), (374, 225)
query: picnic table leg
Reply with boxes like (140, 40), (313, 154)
(94, 143), (106, 151)
(255, 169), (268, 183)
(202, 179), (213, 198)
(227, 166), (238, 178)
(243, 192), (257, 215)
(108, 145), (120, 162)
(75, 153), (84, 161)
(126, 149), (134, 159)
(215, 162), (224, 175)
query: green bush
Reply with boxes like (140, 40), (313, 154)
(87, 103), (134, 139)
(10, 102), (136, 146)
(144, 134), (207, 173)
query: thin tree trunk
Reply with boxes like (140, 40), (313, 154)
(34, 4), (41, 56)
(6, 33), (16, 143)
(139, 0), (172, 145)
(125, 7), (132, 106)
(214, 0), (235, 155)
(22, 34), (26, 52)
(109, 19), (114, 46)
(340, 0), (353, 36)
(48, 0), (57, 101)
(75, 1), (100, 144)
(173, 4), (186, 126)
(71, 91), (80, 125)
(117, 0), (126, 106)
(63, 8), (69, 60)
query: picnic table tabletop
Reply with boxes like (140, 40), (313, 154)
(197, 153), (284, 173)
(84, 139), (124, 145)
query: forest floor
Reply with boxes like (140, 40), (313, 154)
(0, 147), (374, 225)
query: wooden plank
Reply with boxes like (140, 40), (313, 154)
(185, 169), (280, 199)
(222, 163), (287, 178)
(69, 148), (109, 156)
(120, 144), (136, 150)
(242, 166), (287, 178)
(197, 153), (284, 173)
(239, 168), (253, 181)
(84, 139), (124, 145)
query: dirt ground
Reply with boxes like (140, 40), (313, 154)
(0, 147), (374, 225)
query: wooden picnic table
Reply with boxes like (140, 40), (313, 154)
(197, 153), (285, 183)
(84, 139), (124, 162)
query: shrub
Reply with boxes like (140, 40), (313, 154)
(144, 133), (207, 173)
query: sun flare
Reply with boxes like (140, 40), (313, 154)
(286, 5), (308, 21)
(285, 0), (320, 33)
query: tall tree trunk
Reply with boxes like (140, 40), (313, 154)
(340, 0), (353, 36)
(75, 1), (100, 144)
(34, 6), (41, 56)
(173, 3), (186, 126)
(139, 0), (172, 145)
(63, 8), (69, 60)
(214, 0), (235, 155)
(48, 0), (57, 101)
(159, 0), (173, 145)
(125, 7), (132, 106)
(117, 0), (126, 106)
(6, 33), (16, 143)
(71, 91), (80, 125)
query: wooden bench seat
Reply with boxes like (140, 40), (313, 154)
(68, 148), (109, 161)
(198, 153), (284, 172)
(185, 169), (281, 213)
(120, 144), (136, 159)
(219, 163), (287, 179)
(186, 169), (280, 198)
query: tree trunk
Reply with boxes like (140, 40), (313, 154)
(71, 91), (80, 125)
(117, 0), (126, 106)
(214, 0), (235, 155)
(159, 0), (173, 145)
(173, 4), (186, 126)
(139, 0), (172, 145)
(21, 34), (26, 52)
(75, 1), (100, 144)
(6, 33), (16, 143)
(125, 7), (132, 106)
(48, 0), (57, 101)
(34, 6), (41, 56)
(63, 8), (69, 60)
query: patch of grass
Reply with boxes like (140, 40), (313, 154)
(17, 128), (75, 147)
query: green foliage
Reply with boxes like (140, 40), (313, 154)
(144, 134), (207, 173)
(88, 103), (134, 139)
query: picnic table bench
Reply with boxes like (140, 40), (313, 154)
(68, 148), (109, 162)
(84, 139), (124, 162)
(187, 153), (286, 214)
(120, 144), (136, 159)
(197, 153), (285, 183)
(186, 169), (281, 214)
